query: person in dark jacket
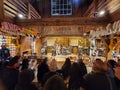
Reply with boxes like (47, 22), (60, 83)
(78, 58), (87, 77)
(15, 69), (38, 90)
(68, 62), (83, 90)
(114, 67), (120, 90)
(37, 57), (49, 86)
(61, 58), (71, 80)
(42, 59), (59, 86)
(21, 59), (29, 71)
(1, 56), (20, 90)
(0, 61), (3, 72)
(107, 59), (117, 78)
(0, 45), (10, 62)
(83, 59), (117, 90)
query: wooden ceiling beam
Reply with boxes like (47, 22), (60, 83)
(83, 1), (94, 17)
(110, 9), (120, 22)
(16, 17), (108, 27)
(0, 0), (4, 25)
(29, 4), (40, 17)
(83, 0), (111, 17)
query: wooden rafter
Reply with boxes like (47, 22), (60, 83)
(0, 0), (4, 24)
(16, 17), (108, 27)
(83, 0), (120, 19)
(3, 0), (41, 21)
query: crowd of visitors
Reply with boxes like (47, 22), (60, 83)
(0, 48), (120, 90)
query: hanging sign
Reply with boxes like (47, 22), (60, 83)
(24, 29), (38, 36)
(1, 22), (24, 32)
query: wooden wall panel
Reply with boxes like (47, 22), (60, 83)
(110, 9), (120, 22)
(21, 25), (103, 37)
(35, 39), (41, 55)
(38, 0), (51, 18)
(20, 37), (32, 55)
(17, 17), (108, 27)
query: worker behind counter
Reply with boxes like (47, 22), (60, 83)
(0, 44), (10, 63)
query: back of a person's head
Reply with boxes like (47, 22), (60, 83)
(70, 62), (80, 72)
(107, 59), (117, 68)
(22, 59), (29, 65)
(65, 58), (71, 65)
(78, 58), (84, 64)
(42, 57), (48, 64)
(92, 59), (108, 73)
(8, 56), (20, 66)
(18, 69), (34, 85)
(43, 75), (67, 90)
(49, 59), (58, 72)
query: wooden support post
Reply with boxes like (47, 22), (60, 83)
(94, 0), (98, 11)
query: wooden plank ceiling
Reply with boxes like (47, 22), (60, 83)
(0, 0), (119, 36)
(0, 0), (119, 25)
(84, 0), (120, 21)
(0, 0), (41, 24)
(16, 0), (120, 27)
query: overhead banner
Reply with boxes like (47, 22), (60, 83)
(1, 22), (24, 32)
(1, 22), (38, 37)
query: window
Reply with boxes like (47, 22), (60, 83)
(51, 0), (72, 16)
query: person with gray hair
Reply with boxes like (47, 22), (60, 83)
(82, 58), (117, 90)
(42, 59), (59, 86)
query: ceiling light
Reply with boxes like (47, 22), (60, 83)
(18, 14), (24, 18)
(99, 10), (105, 16)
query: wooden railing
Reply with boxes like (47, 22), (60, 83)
(83, 0), (120, 17)
(28, 3), (41, 19)
(3, 0), (41, 19)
